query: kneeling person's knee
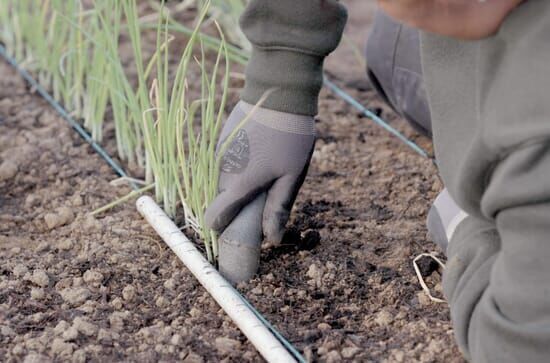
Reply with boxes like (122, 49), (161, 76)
(366, 11), (432, 136)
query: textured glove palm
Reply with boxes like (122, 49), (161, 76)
(205, 101), (315, 244)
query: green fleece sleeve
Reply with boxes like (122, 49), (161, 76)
(445, 147), (550, 363)
(239, 0), (347, 116)
(421, 1), (550, 361)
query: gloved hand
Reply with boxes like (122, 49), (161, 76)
(205, 100), (316, 245)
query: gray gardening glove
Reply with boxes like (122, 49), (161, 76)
(205, 101), (316, 245)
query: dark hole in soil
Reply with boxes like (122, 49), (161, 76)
(77, 261), (91, 273)
(416, 255), (441, 277)
(263, 227), (321, 262)
(302, 329), (322, 343)
(312, 291), (325, 300)
(329, 320), (345, 329)
(365, 261), (377, 272)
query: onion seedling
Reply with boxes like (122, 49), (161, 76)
(0, 0), (232, 262)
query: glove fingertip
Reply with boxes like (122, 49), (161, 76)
(263, 210), (289, 245)
(204, 200), (227, 232)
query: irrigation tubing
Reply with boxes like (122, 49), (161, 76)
(322, 76), (430, 159)
(0, 43), (304, 362)
(235, 291), (306, 362)
(0, 44), (139, 191)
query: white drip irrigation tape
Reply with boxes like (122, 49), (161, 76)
(136, 196), (297, 363)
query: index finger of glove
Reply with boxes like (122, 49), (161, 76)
(204, 186), (263, 232)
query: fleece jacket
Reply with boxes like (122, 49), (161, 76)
(421, 2), (550, 361)
(240, 1), (550, 361)
(239, 0), (347, 116)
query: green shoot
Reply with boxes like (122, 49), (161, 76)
(0, 0), (234, 262)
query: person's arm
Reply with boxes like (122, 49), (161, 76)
(239, 0), (347, 115)
(445, 150), (550, 362)
(205, 1), (347, 281)
(439, 2), (550, 361)
(378, 0), (524, 39)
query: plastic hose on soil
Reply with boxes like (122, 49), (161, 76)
(323, 76), (430, 159)
(0, 44), (138, 191)
(215, 194), (307, 360)
(0, 44), (305, 362)
(137, 196), (303, 363)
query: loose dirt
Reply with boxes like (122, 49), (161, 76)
(1, 1), (464, 362)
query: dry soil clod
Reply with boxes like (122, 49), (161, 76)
(44, 207), (75, 230)
(0, 159), (18, 181)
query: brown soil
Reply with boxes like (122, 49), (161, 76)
(1, 1), (464, 362)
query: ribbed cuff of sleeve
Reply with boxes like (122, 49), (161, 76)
(241, 47), (324, 116)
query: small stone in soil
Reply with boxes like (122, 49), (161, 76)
(30, 288), (45, 300)
(57, 239), (73, 251)
(29, 269), (49, 287)
(342, 346), (362, 359)
(62, 327), (79, 341)
(82, 269), (103, 286)
(391, 349), (406, 362)
(71, 194), (83, 207)
(189, 307), (201, 318)
(306, 263), (324, 285)
(25, 194), (41, 208)
(72, 349), (86, 363)
(214, 337), (241, 355)
(122, 285), (136, 302)
(163, 278), (176, 290)
(44, 207), (74, 230)
(417, 291), (432, 306)
(0, 159), (18, 181)
(23, 353), (52, 363)
(72, 317), (98, 337)
(12, 264), (28, 278)
(111, 297), (123, 310)
(97, 329), (114, 344)
(325, 350), (342, 363)
(170, 334), (182, 346)
(155, 296), (168, 308)
(1, 326), (15, 337)
(182, 351), (204, 363)
(375, 309), (394, 327)
(12, 343), (24, 355)
(59, 287), (91, 306)
(82, 215), (102, 233)
(50, 338), (74, 358)
(53, 321), (70, 336)
(108, 311), (128, 332)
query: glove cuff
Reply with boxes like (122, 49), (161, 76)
(238, 101), (315, 135)
(241, 48), (324, 117)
